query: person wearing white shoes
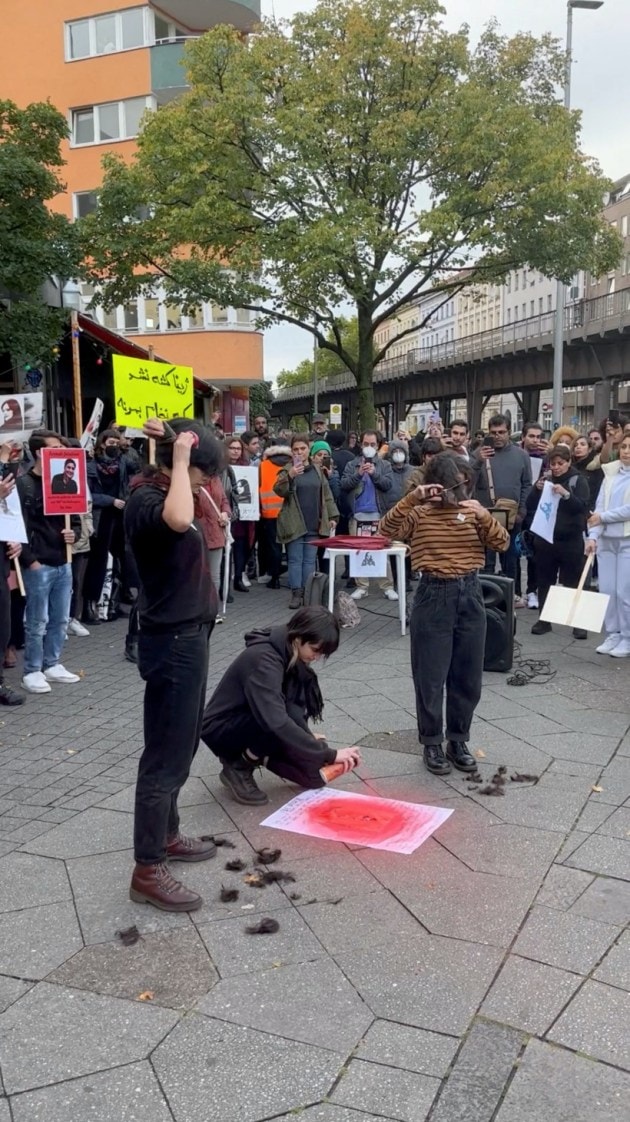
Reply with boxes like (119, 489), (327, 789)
(17, 430), (81, 694)
(341, 430), (397, 602)
(587, 433), (630, 659)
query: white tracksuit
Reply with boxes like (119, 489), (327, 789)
(588, 464), (630, 638)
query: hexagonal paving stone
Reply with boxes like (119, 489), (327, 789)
(48, 928), (218, 1009)
(512, 906), (617, 975)
(480, 955), (582, 1035)
(0, 902), (83, 979)
(197, 958), (372, 1052)
(495, 1039), (630, 1121)
(152, 1016), (343, 1122)
(197, 907), (325, 978)
(10, 1061), (173, 1122)
(0, 853), (71, 913)
(0, 983), (178, 1094)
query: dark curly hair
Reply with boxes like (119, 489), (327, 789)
(424, 452), (474, 505)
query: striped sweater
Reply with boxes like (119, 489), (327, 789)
(379, 493), (509, 577)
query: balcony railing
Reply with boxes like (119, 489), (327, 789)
(275, 290), (630, 402)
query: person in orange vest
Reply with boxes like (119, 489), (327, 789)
(259, 442), (292, 589)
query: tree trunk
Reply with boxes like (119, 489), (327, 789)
(355, 305), (376, 433)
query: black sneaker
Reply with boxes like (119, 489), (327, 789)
(446, 741), (477, 772)
(423, 744), (451, 775)
(572, 628), (587, 640)
(531, 620), (552, 635)
(219, 759), (269, 805)
(0, 683), (25, 706)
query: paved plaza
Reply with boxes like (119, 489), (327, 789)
(0, 588), (629, 1121)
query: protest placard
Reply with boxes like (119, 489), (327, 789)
(41, 447), (88, 517)
(80, 398), (104, 453)
(0, 483), (28, 544)
(0, 393), (43, 444)
(112, 356), (194, 426)
(530, 480), (561, 544)
(232, 465), (259, 520)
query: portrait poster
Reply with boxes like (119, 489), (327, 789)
(232, 465), (260, 521)
(0, 393), (43, 445)
(41, 447), (88, 516)
(0, 483), (28, 544)
(112, 356), (194, 426)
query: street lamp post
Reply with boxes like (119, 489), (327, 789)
(552, 0), (603, 427)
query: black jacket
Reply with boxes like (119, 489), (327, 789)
(201, 625), (336, 768)
(17, 471), (80, 567)
(573, 450), (603, 512)
(526, 467), (589, 543)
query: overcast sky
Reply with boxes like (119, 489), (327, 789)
(260, 0), (628, 381)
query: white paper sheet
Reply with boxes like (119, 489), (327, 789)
(530, 481), (561, 544)
(349, 549), (388, 578)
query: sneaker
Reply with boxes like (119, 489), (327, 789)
(219, 759), (269, 805)
(531, 620), (552, 635)
(514, 596), (526, 609)
(350, 588), (368, 600)
(22, 671), (51, 694)
(43, 664), (81, 684)
(572, 628), (587, 641)
(527, 592), (539, 610)
(241, 573), (251, 588)
(0, 683), (25, 706)
(67, 618), (90, 637)
(383, 589), (399, 602)
(610, 639), (630, 659)
(596, 633), (622, 655)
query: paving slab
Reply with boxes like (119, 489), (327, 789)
(596, 805), (630, 838)
(279, 849), (382, 901)
(298, 889), (420, 956)
(566, 834), (630, 879)
(480, 954), (582, 1035)
(495, 1038), (630, 1121)
(0, 852), (71, 913)
(197, 906), (326, 977)
(521, 731), (620, 766)
(428, 1021), (525, 1122)
(535, 864), (594, 910)
(594, 931), (630, 992)
(48, 927), (217, 1009)
(0, 901), (83, 980)
(355, 1021), (458, 1078)
(331, 1058), (440, 1121)
(547, 980), (630, 1071)
(20, 808), (132, 859)
(0, 982), (178, 1094)
(335, 932), (502, 1036)
(436, 820), (561, 879)
(197, 957), (372, 1051)
(152, 1016), (343, 1122)
(273, 1110), (394, 1122)
(568, 874), (630, 926)
(512, 905), (618, 974)
(9, 1060), (173, 1122)
(0, 975), (32, 1015)
(96, 776), (219, 813)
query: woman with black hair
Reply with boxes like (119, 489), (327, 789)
(125, 417), (223, 913)
(83, 429), (136, 621)
(201, 606), (361, 805)
(380, 452), (509, 777)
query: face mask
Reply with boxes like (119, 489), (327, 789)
(392, 452), (405, 464)
(362, 446), (377, 459)
(105, 446), (120, 458)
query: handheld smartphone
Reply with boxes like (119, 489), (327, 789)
(482, 435), (496, 449)
(293, 454), (302, 468)
(321, 454), (331, 469)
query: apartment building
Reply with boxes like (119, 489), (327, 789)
(586, 173), (630, 305)
(0, 1), (263, 425)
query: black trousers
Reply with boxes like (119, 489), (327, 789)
(261, 518), (282, 580)
(134, 621), (212, 864)
(0, 565), (10, 684)
(204, 706), (326, 789)
(410, 572), (486, 746)
(534, 538), (584, 617)
(70, 553), (89, 620)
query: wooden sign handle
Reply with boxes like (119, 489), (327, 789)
(567, 554), (594, 626)
(64, 514), (73, 564)
(13, 557), (25, 597)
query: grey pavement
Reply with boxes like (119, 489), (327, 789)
(0, 586), (629, 1120)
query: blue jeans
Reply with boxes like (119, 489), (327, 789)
(287, 534), (318, 590)
(23, 563), (73, 675)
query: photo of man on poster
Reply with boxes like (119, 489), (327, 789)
(51, 459), (79, 495)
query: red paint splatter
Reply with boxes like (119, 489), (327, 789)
(302, 794), (428, 846)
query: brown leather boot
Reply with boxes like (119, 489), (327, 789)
(166, 833), (216, 863)
(129, 862), (202, 912)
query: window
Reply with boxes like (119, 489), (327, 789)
(530, 300), (535, 316)
(153, 14), (187, 41)
(539, 297), (543, 314)
(102, 307), (118, 330)
(547, 295), (553, 311)
(515, 274), (519, 291)
(71, 97), (152, 145)
(124, 302), (138, 330)
(506, 276), (511, 293)
(522, 303), (526, 318)
(73, 191), (99, 219)
(507, 308), (512, 323)
(522, 269), (527, 286)
(166, 304), (182, 330)
(187, 307), (205, 328)
(66, 7), (150, 60)
(143, 298), (160, 330)
(235, 308), (250, 325)
(211, 304), (228, 323)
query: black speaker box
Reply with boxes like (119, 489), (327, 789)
(479, 574), (515, 672)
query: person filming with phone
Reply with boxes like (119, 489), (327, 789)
(341, 429), (397, 602)
(472, 414), (532, 598)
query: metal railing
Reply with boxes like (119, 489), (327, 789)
(275, 289), (630, 402)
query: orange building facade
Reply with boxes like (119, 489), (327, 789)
(0, 0), (263, 421)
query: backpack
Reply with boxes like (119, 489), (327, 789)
(303, 571), (360, 628)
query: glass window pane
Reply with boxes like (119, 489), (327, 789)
(121, 8), (145, 49)
(95, 14), (117, 54)
(69, 20), (90, 58)
(144, 298), (160, 330)
(165, 304), (182, 330)
(187, 306), (204, 328)
(211, 303), (228, 323)
(154, 15), (170, 40)
(235, 308), (250, 324)
(124, 97), (147, 138)
(103, 307), (118, 330)
(75, 192), (98, 218)
(124, 302), (139, 330)
(98, 103), (120, 142)
(74, 110), (94, 145)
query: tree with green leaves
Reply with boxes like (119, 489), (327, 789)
(0, 100), (80, 365)
(84, 0), (620, 430)
(277, 317), (359, 389)
(249, 379), (274, 419)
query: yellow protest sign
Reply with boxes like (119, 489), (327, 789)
(112, 355), (194, 426)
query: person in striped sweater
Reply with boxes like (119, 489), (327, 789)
(380, 452), (509, 776)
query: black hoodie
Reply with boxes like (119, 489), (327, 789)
(201, 625), (336, 768)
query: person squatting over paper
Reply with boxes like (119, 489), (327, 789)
(379, 452), (509, 777)
(201, 606), (361, 804)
